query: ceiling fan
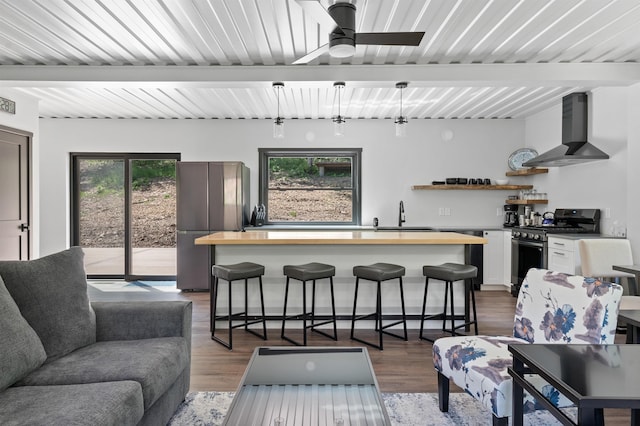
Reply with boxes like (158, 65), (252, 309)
(293, 0), (425, 64)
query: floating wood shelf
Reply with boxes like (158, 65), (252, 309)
(505, 199), (548, 205)
(411, 184), (534, 190)
(505, 168), (549, 176)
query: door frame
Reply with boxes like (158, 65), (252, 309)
(70, 152), (180, 280)
(0, 124), (32, 260)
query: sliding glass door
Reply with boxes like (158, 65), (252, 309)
(71, 153), (180, 280)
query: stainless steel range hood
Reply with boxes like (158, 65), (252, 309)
(523, 92), (609, 167)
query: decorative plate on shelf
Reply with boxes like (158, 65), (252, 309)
(508, 148), (538, 170)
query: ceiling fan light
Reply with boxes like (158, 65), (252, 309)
(273, 117), (284, 139)
(329, 43), (355, 58)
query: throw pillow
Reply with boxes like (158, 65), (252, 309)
(0, 275), (47, 391)
(0, 247), (96, 362)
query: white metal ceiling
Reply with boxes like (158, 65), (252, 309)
(1, 0), (639, 119)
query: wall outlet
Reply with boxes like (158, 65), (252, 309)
(445, 207), (451, 216)
(438, 207), (445, 216)
(605, 208), (611, 218)
(497, 207), (502, 216)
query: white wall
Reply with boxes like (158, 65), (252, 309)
(525, 87), (630, 241)
(0, 89), (41, 256)
(627, 83), (640, 257)
(38, 118), (524, 254)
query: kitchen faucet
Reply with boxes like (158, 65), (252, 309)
(399, 200), (406, 227)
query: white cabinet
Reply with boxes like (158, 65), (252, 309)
(547, 236), (580, 275)
(483, 230), (510, 285)
(547, 236), (622, 275)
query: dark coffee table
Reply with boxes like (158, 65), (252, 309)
(612, 264), (640, 296)
(619, 310), (640, 343)
(508, 344), (640, 426)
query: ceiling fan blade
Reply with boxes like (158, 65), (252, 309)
(355, 32), (425, 46)
(295, 0), (344, 34)
(292, 43), (330, 64)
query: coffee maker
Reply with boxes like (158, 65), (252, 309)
(503, 204), (518, 227)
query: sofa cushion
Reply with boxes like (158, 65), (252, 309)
(0, 381), (144, 426)
(0, 275), (47, 391)
(0, 247), (96, 361)
(17, 337), (189, 410)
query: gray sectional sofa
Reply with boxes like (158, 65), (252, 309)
(0, 247), (192, 426)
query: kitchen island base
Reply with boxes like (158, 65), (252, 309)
(196, 231), (487, 332)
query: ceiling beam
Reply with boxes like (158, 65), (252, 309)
(1, 63), (639, 88)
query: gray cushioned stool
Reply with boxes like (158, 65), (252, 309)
(350, 262), (407, 350)
(419, 262), (478, 342)
(211, 262), (267, 350)
(281, 262), (338, 346)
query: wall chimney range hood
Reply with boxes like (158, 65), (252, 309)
(523, 92), (609, 167)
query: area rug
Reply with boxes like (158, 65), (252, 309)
(168, 391), (565, 425)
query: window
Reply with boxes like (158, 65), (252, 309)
(259, 148), (362, 225)
(70, 153), (180, 280)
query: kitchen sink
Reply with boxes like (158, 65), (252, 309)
(374, 226), (436, 232)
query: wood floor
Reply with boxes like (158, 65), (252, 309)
(88, 284), (631, 424)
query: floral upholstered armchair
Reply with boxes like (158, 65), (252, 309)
(432, 268), (623, 426)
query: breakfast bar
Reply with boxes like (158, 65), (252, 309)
(195, 230), (487, 330)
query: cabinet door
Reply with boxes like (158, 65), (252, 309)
(483, 230), (505, 284)
(548, 248), (576, 274)
(548, 237), (578, 274)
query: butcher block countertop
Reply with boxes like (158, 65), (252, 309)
(194, 231), (487, 246)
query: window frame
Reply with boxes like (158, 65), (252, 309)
(258, 148), (362, 226)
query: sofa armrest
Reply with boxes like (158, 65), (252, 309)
(92, 301), (192, 351)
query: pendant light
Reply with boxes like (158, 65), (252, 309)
(273, 82), (284, 139)
(332, 82), (346, 137)
(394, 82), (408, 137)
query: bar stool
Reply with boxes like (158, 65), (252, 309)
(419, 262), (478, 342)
(281, 262), (338, 346)
(211, 262), (267, 350)
(350, 262), (407, 350)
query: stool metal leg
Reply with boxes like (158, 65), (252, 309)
(351, 277), (407, 350)
(329, 277), (338, 339)
(450, 279), (479, 337)
(241, 276), (268, 341)
(419, 277), (429, 338)
(309, 278), (338, 341)
(211, 273), (267, 350)
(302, 279), (307, 346)
(398, 277), (408, 341)
(211, 277), (233, 350)
(448, 280), (455, 336)
(258, 276), (268, 339)
(350, 277), (360, 340)
(377, 280), (383, 350)
(243, 278), (249, 331)
(442, 281), (450, 333)
(380, 278), (408, 342)
(281, 277), (291, 342)
(210, 276), (217, 333)
(470, 281), (479, 335)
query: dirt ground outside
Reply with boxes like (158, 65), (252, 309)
(80, 175), (351, 248)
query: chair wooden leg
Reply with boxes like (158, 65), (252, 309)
(437, 372), (450, 412)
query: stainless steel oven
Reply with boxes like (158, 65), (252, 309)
(510, 208), (601, 297)
(511, 233), (547, 296)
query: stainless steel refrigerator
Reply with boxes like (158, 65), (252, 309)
(176, 161), (249, 290)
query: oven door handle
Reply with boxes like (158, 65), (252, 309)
(513, 240), (545, 249)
